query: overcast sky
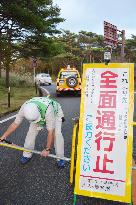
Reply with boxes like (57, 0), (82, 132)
(53, 0), (136, 38)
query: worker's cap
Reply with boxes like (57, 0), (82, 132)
(23, 103), (41, 123)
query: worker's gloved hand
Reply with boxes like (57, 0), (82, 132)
(41, 149), (50, 157)
(62, 117), (65, 122)
(0, 136), (7, 142)
(0, 139), (12, 144)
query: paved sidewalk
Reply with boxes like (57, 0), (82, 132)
(132, 159), (136, 205)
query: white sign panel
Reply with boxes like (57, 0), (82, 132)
(75, 64), (134, 203)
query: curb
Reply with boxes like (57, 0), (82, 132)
(0, 108), (20, 119)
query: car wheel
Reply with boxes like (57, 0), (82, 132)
(66, 76), (78, 88)
(75, 91), (81, 97)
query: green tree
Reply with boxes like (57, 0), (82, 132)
(0, 0), (63, 87)
(52, 30), (105, 74)
(125, 35), (136, 62)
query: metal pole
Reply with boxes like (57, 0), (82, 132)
(35, 82), (37, 94)
(121, 30), (125, 62)
(73, 194), (77, 205)
(132, 166), (136, 170)
(90, 52), (92, 63)
(33, 66), (36, 83)
(81, 60), (83, 75)
(8, 86), (10, 108)
(0, 142), (70, 161)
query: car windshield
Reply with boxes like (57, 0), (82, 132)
(60, 71), (78, 79)
(46, 74), (50, 77)
(39, 74), (50, 78)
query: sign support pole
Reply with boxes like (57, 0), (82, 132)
(73, 194), (77, 205)
(34, 66), (36, 83)
(130, 176), (133, 205)
(121, 30), (125, 62)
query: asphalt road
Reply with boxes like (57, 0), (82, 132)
(0, 84), (135, 205)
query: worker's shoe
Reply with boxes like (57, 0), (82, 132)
(57, 159), (65, 168)
(20, 156), (31, 164)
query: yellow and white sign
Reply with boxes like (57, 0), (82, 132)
(75, 63), (134, 203)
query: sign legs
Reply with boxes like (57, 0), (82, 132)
(73, 194), (77, 205)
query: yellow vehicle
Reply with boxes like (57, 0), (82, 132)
(56, 67), (81, 96)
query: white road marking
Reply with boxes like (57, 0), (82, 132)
(0, 114), (16, 124)
(40, 87), (50, 96)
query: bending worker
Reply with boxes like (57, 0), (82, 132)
(0, 97), (65, 168)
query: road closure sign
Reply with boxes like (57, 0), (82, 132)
(75, 63), (134, 203)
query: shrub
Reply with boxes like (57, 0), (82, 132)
(0, 72), (34, 87)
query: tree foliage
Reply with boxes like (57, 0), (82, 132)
(0, 0), (64, 86)
(47, 30), (106, 74)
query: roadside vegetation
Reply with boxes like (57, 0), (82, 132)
(0, 73), (36, 116)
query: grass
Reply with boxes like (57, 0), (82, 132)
(0, 86), (37, 116)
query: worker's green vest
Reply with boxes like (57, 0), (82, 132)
(26, 97), (59, 126)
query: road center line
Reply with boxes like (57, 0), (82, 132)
(40, 86), (50, 96)
(0, 115), (16, 124)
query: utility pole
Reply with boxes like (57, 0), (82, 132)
(121, 30), (125, 62)
(32, 57), (37, 94)
(32, 57), (37, 83)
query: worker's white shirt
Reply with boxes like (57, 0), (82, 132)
(15, 100), (64, 131)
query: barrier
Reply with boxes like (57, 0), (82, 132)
(0, 140), (70, 162)
(70, 63), (135, 205)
